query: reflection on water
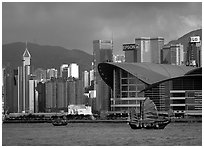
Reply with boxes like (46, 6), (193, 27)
(2, 122), (202, 146)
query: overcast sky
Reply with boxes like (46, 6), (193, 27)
(2, 2), (202, 55)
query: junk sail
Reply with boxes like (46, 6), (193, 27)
(128, 97), (170, 129)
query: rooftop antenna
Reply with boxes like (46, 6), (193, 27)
(26, 41), (27, 49)
(111, 31), (114, 51)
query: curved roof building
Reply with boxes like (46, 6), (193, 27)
(98, 62), (200, 89)
(98, 62), (202, 115)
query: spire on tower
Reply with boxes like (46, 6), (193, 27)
(23, 41), (31, 58)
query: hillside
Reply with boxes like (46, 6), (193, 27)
(2, 42), (93, 74)
(166, 29), (202, 50)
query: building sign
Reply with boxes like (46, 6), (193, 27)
(123, 44), (138, 51)
(190, 36), (200, 43)
(100, 40), (112, 44)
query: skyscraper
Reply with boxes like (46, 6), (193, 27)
(123, 43), (139, 63)
(161, 44), (184, 65)
(187, 36), (202, 67)
(45, 79), (57, 112)
(36, 82), (46, 113)
(17, 66), (23, 113)
(123, 37), (164, 63)
(29, 78), (38, 113)
(135, 37), (164, 63)
(22, 45), (31, 112)
(93, 40), (113, 112)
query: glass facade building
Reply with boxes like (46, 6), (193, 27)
(170, 76), (202, 116)
(93, 40), (113, 112)
(98, 62), (201, 116)
(161, 44), (184, 65)
(111, 68), (146, 112)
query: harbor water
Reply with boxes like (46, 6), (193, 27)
(2, 122), (202, 146)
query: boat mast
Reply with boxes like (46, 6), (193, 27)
(140, 100), (142, 120)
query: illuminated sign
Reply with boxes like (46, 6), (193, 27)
(190, 36), (200, 43)
(123, 44), (138, 51)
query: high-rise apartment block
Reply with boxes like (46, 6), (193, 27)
(47, 68), (58, 79)
(83, 71), (89, 88)
(33, 68), (47, 82)
(89, 69), (94, 86)
(36, 82), (46, 113)
(68, 63), (79, 79)
(29, 79), (38, 113)
(60, 64), (69, 79)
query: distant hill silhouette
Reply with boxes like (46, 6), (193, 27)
(166, 29), (202, 51)
(2, 42), (93, 75)
(2, 29), (202, 74)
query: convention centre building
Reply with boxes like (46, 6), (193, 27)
(98, 62), (202, 117)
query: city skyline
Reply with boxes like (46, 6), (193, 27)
(2, 2), (202, 55)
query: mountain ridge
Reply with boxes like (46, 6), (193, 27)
(2, 29), (202, 73)
(2, 42), (93, 74)
(166, 29), (202, 50)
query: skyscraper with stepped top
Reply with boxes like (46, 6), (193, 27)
(22, 42), (31, 112)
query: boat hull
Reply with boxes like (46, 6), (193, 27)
(129, 119), (170, 130)
(52, 122), (68, 126)
(129, 122), (142, 129)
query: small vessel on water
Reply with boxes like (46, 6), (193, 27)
(128, 98), (170, 129)
(52, 116), (68, 126)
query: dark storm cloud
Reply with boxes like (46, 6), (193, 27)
(2, 2), (202, 55)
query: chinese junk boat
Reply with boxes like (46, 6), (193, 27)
(52, 116), (68, 126)
(128, 98), (170, 129)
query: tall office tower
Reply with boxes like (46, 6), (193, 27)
(187, 36), (202, 67)
(161, 44), (184, 65)
(135, 37), (164, 63)
(47, 68), (58, 80)
(68, 63), (79, 79)
(22, 46), (31, 112)
(17, 66), (23, 113)
(83, 71), (89, 88)
(123, 43), (139, 62)
(60, 64), (69, 79)
(123, 37), (164, 63)
(93, 40), (113, 112)
(29, 79), (38, 113)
